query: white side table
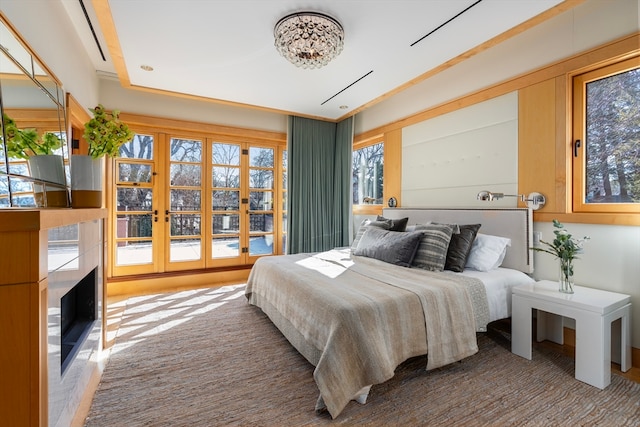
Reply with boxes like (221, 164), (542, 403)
(512, 280), (631, 389)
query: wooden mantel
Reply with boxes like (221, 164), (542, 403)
(0, 208), (107, 232)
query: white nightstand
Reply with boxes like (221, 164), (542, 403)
(511, 280), (632, 389)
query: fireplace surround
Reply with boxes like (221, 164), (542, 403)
(0, 209), (106, 427)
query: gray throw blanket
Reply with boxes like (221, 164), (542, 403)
(246, 248), (489, 418)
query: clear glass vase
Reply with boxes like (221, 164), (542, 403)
(558, 258), (574, 294)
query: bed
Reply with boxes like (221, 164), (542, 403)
(245, 208), (535, 418)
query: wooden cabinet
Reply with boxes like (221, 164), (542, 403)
(0, 209), (106, 427)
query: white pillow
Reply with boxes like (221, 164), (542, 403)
(465, 233), (511, 271)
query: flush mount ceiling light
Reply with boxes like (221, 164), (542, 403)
(274, 11), (344, 69)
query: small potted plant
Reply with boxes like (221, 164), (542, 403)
(71, 104), (134, 208)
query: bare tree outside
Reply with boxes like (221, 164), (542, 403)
(212, 143), (240, 210)
(352, 142), (383, 204)
(585, 67), (640, 203)
(169, 138), (202, 238)
(116, 134), (154, 246)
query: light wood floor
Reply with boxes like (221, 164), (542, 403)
(538, 340), (640, 383)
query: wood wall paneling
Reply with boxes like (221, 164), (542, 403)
(384, 128), (402, 207)
(518, 79), (559, 212)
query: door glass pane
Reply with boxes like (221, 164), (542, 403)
(119, 134), (154, 159)
(212, 143), (240, 165)
(170, 214), (201, 236)
(249, 147), (274, 167)
(250, 235), (273, 256)
(250, 213), (273, 232)
(170, 164), (201, 186)
(212, 190), (239, 210)
(212, 214), (239, 234)
(213, 167), (240, 188)
(212, 236), (240, 258)
(249, 169), (273, 189)
(249, 191), (273, 211)
(116, 240), (153, 265)
(170, 138), (202, 162)
(118, 163), (152, 183)
(170, 238), (201, 261)
(116, 214), (153, 238)
(116, 188), (153, 211)
(170, 189), (201, 211)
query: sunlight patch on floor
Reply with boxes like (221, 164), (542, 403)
(106, 284), (247, 353)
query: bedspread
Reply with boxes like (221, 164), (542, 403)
(245, 248), (489, 418)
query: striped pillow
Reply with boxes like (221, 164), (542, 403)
(411, 223), (455, 271)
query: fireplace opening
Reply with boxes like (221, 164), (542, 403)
(61, 268), (97, 373)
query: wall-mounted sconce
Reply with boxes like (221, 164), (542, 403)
(477, 190), (546, 210)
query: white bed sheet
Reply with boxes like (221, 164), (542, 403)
(458, 267), (535, 322)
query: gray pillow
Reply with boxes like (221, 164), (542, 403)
(351, 218), (392, 251)
(354, 227), (423, 267)
(376, 215), (409, 232)
(411, 223), (455, 271)
(444, 224), (481, 272)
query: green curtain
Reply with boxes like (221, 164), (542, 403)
(287, 115), (353, 254)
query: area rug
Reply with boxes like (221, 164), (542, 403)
(84, 285), (640, 426)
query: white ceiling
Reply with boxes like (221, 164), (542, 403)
(63, 0), (568, 121)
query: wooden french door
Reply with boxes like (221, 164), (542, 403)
(209, 140), (278, 267)
(111, 132), (160, 276)
(109, 131), (281, 277)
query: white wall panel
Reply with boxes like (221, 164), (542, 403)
(402, 93), (518, 208)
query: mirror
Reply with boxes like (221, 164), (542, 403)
(0, 14), (70, 207)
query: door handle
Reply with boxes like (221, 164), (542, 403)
(574, 140), (581, 157)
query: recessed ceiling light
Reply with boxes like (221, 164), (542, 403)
(140, 65), (154, 71)
(339, 105), (348, 109)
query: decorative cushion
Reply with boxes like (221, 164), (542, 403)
(354, 227), (423, 267)
(444, 224), (481, 272)
(411, 223), (455, 272)
(351, 218), (392, 251)
(465, 233), (512, 271)
(431, 221), (461, 235)
(376, 215), (409, 232)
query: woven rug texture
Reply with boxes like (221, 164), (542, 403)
(84, 285), (640, 426)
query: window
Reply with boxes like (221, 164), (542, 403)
(572, 57), (640, 214)
(352, 141), (384, 205)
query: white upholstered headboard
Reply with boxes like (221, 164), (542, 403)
(381, 208), (534, 274)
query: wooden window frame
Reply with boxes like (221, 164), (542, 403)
(572, 56), (640, 215)
(352, 129), (402, 216)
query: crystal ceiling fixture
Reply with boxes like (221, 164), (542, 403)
(274, 11), (344, 69)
